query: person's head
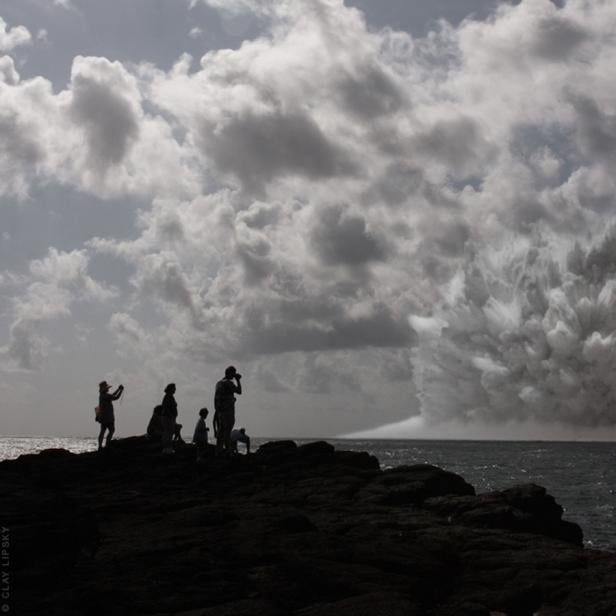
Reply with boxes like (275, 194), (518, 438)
(199, 407), (209, 418)
(224, 365), (236, 379)
(99, 380), (111, 392)
(164, 383), (176, 394)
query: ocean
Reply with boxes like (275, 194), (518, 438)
(2, 436), (615, 551)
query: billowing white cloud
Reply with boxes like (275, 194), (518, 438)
(0, 17), (31, 52)
(0, 56), (19, 84)
(411, 230), (616, 429)
(1, 249), (115, 370)
(0, 55), (200, 200)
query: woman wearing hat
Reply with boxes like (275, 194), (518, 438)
(98, 380), (124, 450)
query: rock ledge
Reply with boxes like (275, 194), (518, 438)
(1, 436), (614, 616)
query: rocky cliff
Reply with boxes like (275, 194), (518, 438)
(2, 437), (615, 616)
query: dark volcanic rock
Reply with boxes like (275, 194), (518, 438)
(1, 437), (615, 616)
(424, 483), (583, 546)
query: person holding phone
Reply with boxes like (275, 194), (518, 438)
(97, 380), (124, 451)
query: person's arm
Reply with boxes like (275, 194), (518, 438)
(111, 385), (124, 400)
(234, 375), (242, 395)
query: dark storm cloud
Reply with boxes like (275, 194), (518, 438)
(241, 303), (414, 355)
(70, 63), (140, 168)
(364, 163), (424, 207)
(311, 204), (389, 267)
(569, 95), (616, 163)
(510, 200), (553, 233)
(530, 15), (591, 61)
(433, 220), (471, 257)
(411, 116), (491, 174)
(338, 64), (406, 119)
(208, 109), (357, 192)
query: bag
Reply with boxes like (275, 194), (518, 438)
(94, 405), (102, 423)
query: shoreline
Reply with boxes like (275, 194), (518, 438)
(2, 436), (616, 615)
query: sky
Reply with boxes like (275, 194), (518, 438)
(2, 0), (616, 441)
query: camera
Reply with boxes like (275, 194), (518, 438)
(235, 373), (242, 380)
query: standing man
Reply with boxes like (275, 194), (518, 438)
(97, 381), (124, 451)
(214, 366), (242, 456)
(161, 383), (178, 454)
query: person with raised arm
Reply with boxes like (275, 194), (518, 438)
(213, 366), (242, 456)
(97, 380), (124, 451)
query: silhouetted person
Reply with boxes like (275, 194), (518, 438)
(97, 381), (124, 450)
(161, 383), (178, 454)
(230, 427), (250, 455)
(193, 407), (209, 460)
(214, 366), (242, 455)
(147, 405), (163, 440)
(148, 405), (183, 443)
(173, 422), (184, 443)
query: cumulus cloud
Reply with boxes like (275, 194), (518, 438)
(1, 249), (115, 370)
(70, 56), (142, 170)
(311, 204), (390, 267)
(0, 17), (31, 52)
(0, 54), (200, 200)
(0, 56), (19, 85)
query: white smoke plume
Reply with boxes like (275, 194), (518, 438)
(411, 229), (616, 429)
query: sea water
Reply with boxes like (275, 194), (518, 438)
(1, 436), (615, 551)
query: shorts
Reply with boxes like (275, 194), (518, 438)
(100, 416), (115, 430)
(218, 408), (235, 434)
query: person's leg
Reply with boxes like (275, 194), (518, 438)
(223, 410), (235, 454)
(98, 425), (106, 450)
(105, 423), (115, 447)
(216, 426), (224, 455)
(196, 442), (205, 462)
(162, 417), (174, 453)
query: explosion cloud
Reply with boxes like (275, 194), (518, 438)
(412, 231), (616, 429)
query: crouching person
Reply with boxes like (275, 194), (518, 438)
(230, 427), (250, 455)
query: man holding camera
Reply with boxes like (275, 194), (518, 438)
(213, 366), (242, 456)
